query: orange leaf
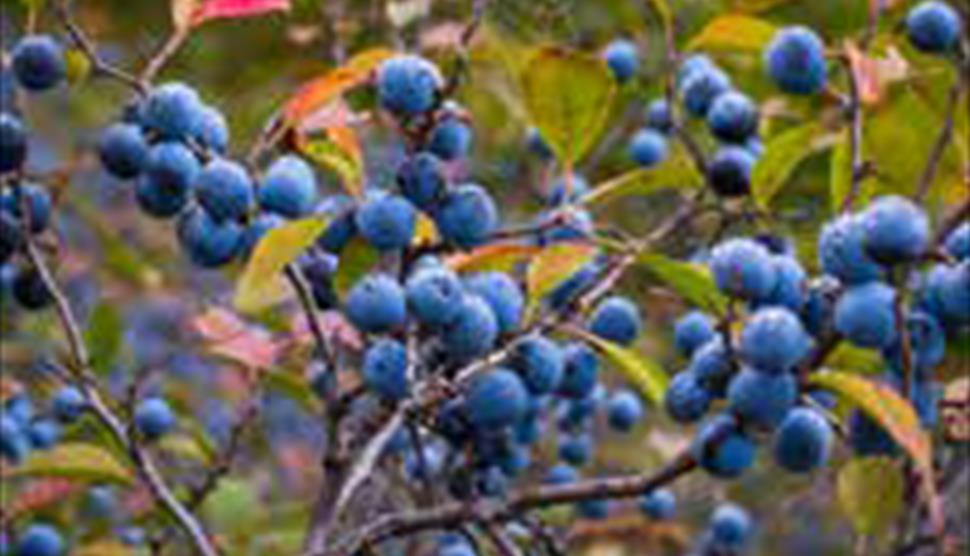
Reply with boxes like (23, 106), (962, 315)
(283, 49), (395, 124)
(8, 478), (81, 518)
(445, 243), (541, 273)
(845, 41), (909, 106)
(192, 307), (283, 369)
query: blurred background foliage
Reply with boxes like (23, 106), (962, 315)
(0, 0), (967, 555)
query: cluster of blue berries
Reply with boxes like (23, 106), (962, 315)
(665, 193), (967, 484)
(1, 34), (66, 313)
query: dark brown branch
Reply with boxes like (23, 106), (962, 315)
(55, 0), (145, 93)
(915, 72), (968, 202)
(315, 452), (697, 555)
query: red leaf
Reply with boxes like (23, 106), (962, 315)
(192, 307), (283, 369)
(190, 0), (290, 26)
(9, 478), (81, 517)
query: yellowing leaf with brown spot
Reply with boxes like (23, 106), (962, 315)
(234, 217), (329, 314)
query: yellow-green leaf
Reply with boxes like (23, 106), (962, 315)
(686, 15), (777, 53)
(826, 343), (884, 376)
(646, 0), (673, 32)
(836, 457), (904, 536)
(520, 46), (616, 165)
(234, 217), (329, 314)
(445, 243), (541, 274)
(64, 48), (91, 84)
(85, 303), (123, 376)
(158, 434), (212, 464)
(637, 252), (728, 315)
(582, 148), (702, 206)
(75, 541), (135, 556)
(752, 123), (837, 210)
(810, 370), (943, 535)
(526, 242), (599, 318)
(333, 237), (381, 296)
(571, 328), (668, 406)
(300, 136), (364, 198)
(5, 443), (133, 485)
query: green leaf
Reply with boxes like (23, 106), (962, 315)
(5, 443), (133, 486)
(85, 304), (123, 376)
(571, 328), (668, 406)
(204, 479), (263, 537)
(445, 243), (541, 274)
(752, 123), (837, 210)
(74, 541), (136, 556)
(582, 148), (702, 206)
(826, 343), (884, 376)
(637, 252), (728, 315)
(234, 217), (329, 315)
(520, 46), (616, 165)
(525, 242), (599, 319)
(686, 15), (777, 53)
(333, 237), (381, 297)
(837, 457), (904, 536)
(829, 128), (877, 213)
(157, 434), (212, 464)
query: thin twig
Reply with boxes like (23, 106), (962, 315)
(21, 236), (219, 556)
(915, 73), (968, 202)
(139, 26), (192, 86)
(55, 0), (145, 93)
(481, 524), (524, 556)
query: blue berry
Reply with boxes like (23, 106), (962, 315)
(707, 91), (759, 143)
(428, 116), (473, 161)
(906, 1), (963, 53)
(1, 415), (30, 463)
(344, 273), (407, 333)
(510, 335), (564, 395)
(920, 262), (970, 327)
(0, 112), (28, 173)
(710, 238), (777, 300)
(944, 222), (970, 260)
(98, 123), (149, 179)
(708, 146), (755, 197)
(143, 82), (203, 139)
(355, 192), (416, 251)
(603, 39), (639, 82)
(677, 54), (716, 86)
(818, 213), (884, 284)
(434, 184), (499, 249)
(546, 173), (589, 207)
(195, 158), (254, 222)
(761, 255), (807, 311)
(1, 183), (52, 234)
(464, 368), (529, 429)
(709, 503), (752, 549)
(405, 266), (464, 327)
(176, 207), (244, 267)
(801, 275), (840, 337)
(377, 55), (443, 115)
(860, 195), (930, 263)
(606, 389), (643, 432)
(544, 463), (579, 485)
(362, 339), (409, 401)
(884, 311), (945, 373)
(27, 419), (60, 450)
(640, 488), (676, 520)
(628, 128), (668, 168)
(463, 271), (524, 334)
(558, 342), (600, 398)
(315, 197), (357, 253)
(558, 432), (593, 466)
(240, 212), (283, 258)
(134, 398), (176, 440)
(834, 282), (897, 348)
(680, 67), (732, 117)
(773, 407), (832, 472)
(7, 395), (34, 426)
(764, 26), (828, 95)
(526, 127), (555, 160)
(259, 155), (317, 218)
(137, 142), (199, 218)
(52, 386), (85, 422)
(397, 152), (445, 209)
(15, 523), (65, 556)
(727, 367), (797, 428)
(11, 35), (65, 91)
(12, 267), (53, 310)
(588, 296), (642, 345)
(740, 307), (811, 372)
(442, 294), (499, 360)
(692, 413), (756, 478)
(849, 410), (897, 456)
(645, 99), (673, 133)
(665, 371), (712, 423)
(546, 261), (601, 309)
(674, 310), (716, 356)
(192, 104), (230, 153)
